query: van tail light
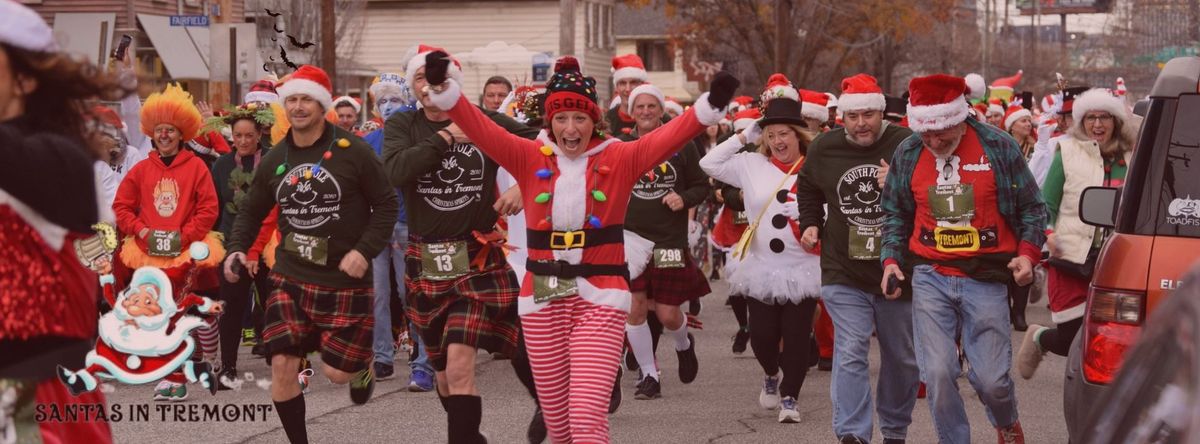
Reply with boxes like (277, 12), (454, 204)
(1082, 287), (1145, 385)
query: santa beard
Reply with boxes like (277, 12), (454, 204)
(99, 302), (203, 356)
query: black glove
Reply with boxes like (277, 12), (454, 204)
(424, 50), (451, 86)
(706, 71), (740, 110)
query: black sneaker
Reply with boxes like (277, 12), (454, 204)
(349, 367), (375, 405)
(217, 366), (238, 391)
(608, 367), (623, 414)
(676, 333), (698, 384)
(250, 342), (266, 357)
(818, 357), (833, 372)
(732, 328), (750, 355)
(374, 362), (395, 381)
(633, 376), (661, 400)
(194, 362), (219, 395)
(840, 435), (868, 444)
(527, 407), (546, 444)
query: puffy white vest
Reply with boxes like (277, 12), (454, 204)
(1053, 137), (1132, 264)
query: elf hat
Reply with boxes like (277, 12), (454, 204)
(1002, 104), (1032, 131)
(276, 65), (334, 110)
(244, 79), (279, 105)
(611, 54), (648, 84)
(332, 95), (361, 113)
(405, 44), (464, 86)
(799, 89), (829, 122)
(990, 70), (1023, 93)
(543, 56), (600, 123)
(906, 74), (970, 133)
(838, 73), (886, 112)
(0, 1), (56, 52)
(626, 83), (665, 114)
(761, 73), (799, 103)
(732, 108), (762, 132)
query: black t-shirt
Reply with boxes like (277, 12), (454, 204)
(619, 130), (711, 249)
(382, 107), (539, 239)
(794, 124), (912, 293)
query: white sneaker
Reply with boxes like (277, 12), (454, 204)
(759, 375), (780, 409)
(777, 396), (801, 423)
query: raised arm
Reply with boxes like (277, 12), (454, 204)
(699, 127), (756, 188)
(426, 80), (537, 172)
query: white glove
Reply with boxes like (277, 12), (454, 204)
(781, 195), (800, 220)
(741, 123), (762, 145)
(1036, 123), (1055, 142)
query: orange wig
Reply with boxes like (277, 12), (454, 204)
(140, 83), (203, 142)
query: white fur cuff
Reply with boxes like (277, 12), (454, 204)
(428, 79), (462, 112)
(693, 93), (725, 127)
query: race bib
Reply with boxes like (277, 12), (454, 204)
(532, 275), (578, 304)
(147, 230), (182, 257)
(934, 226), (981, 253)
(928, 184), (975, 221)
(733, 211), (749, 225)
(653, 248), (686, 269)
(421, 241), (469, 280)
(283, 232), (329, 265)
(848, 226), (882, 260)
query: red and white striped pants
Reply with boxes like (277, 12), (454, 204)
(522, 295), (626, 444)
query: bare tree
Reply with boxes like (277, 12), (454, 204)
(247, 0), (367, 77)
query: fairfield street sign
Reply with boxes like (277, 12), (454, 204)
(169, 15), (210, 27)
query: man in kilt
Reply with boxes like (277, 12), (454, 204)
(382, 45), (538, 443)
(224, 65), (399, 444)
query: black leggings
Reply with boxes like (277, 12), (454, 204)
(1038, 318), (1083, 357)
(217, 263), (272, 370)
(747, 298), (817, 398)
(1008, 282), (1029, 319)
(728, 294), (749, 329)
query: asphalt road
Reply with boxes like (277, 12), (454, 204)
(105, 280), (1070, 443)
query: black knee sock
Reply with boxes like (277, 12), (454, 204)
(438, 392), (450, 413)
(445, 395), (484, 444)
(648, 313), (663, 355)
(273, 393), (308, 444)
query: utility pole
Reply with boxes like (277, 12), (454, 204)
(775, 0), (790, 73)
(321, 0), (337, 87)
(560, 0), (576, 58)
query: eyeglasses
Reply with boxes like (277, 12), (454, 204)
(1084, 114), (1114, 124)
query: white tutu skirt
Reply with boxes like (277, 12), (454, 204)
(727, 251), (821, 304)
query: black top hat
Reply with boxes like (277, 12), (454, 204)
(758, 98), (807, 128)
(884, 94), (907, 118)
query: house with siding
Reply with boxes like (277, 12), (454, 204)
(613, 2), (702, 104)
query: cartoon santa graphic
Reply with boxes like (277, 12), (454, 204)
(57, 243), (223, 397)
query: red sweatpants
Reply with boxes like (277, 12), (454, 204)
(522, 295), (626, 444)
(815, 300), (835, 359)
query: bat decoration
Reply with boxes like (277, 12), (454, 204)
(263, 63), (271, 73)
(265, 8), (282, 17)
(271, 37), (277, 42)
(287, 34), (315, 49)
(273, 23), (285, 33)
(279, 45), (298, 70)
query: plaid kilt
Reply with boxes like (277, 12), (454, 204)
(404, 235), (519, 371)
(261, 272), (374, 373)
(630, 252), (712, 306)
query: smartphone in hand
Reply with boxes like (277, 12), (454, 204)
(111, 34), (132, 61)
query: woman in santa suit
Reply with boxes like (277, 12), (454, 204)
(0, 2), (130, 442)
(699, 97), (822, 425)
(419, 50), (738, 443)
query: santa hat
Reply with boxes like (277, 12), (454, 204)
(664, 98), (684, 116)
(906, 74), (970, 133)
(1041, 93), (1060, 115)
(825, 92), (839, 109)
(0, 1), (57, 52)
(611, 54), (648, 84)
(626, 83), (665, 114)
(1115, 77), (1127, 97)
(369, 72), (409, 101)
(88, 105), (128, 146)
(987, 98), (1005, 117)
(405, 44), (464, 86)
(761, 73), (799, 102)
(332, 95), (361, 113)
(276, 65), (334, 110)
(140, 83), (203, 141)
(990, 70), (1023, 94)
(964, 73), (986, 101)
(732, 108), (762, 131)
(244, 79), (279, 105)
(1002, 104), (1032, 131)
(799, 89), (829, 122)
(838, 73), (887, 112)
(1071, 88), (1127, 127)
(732, 95), (755, 112)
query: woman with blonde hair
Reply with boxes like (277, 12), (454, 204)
(700, 97), (822, 424)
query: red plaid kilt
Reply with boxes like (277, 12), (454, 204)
(405, 235), (519, 371)
(261, 272), (374, 373)
(630, 252), (712, 306)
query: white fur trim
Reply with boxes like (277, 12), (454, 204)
(276, 78), (333, 111)
(627, 84), (665, 115)
(198, 297), (214, 312)
(0, 188), (67, 250)
(1071, 89), (1127, 127)
(801, 102), (829, 122)
(664, 101), (684, 116)
(612, 66), (648, 84)
(1004, 108), (1033, 131)
(988, 104), (1005, 116)
(733, 118), (757, 132)
(692, 92), (725, 126)
(837, 93), (886, 112)
(965, 73), (986, 101)
(609, 95), (622, 110)
(243, 91), (278, 105)
(825, 93), (839, 108)
(427, 79), (462, 111)
(907, 95), (970, 133)
(1050, 302), (1086, 324)
(406, 51), (464, 86)
(332, 96), (360, 113)
(763, 86), (799, 102)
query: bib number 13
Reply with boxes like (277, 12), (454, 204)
(433, 254), (454, 272)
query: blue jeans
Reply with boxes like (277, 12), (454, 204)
(821, 284), (919, 442)
(911, 264), (1018, 444)
(372, 222), (432, 375)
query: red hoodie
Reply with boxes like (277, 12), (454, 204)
(113, 149), (219, 251)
